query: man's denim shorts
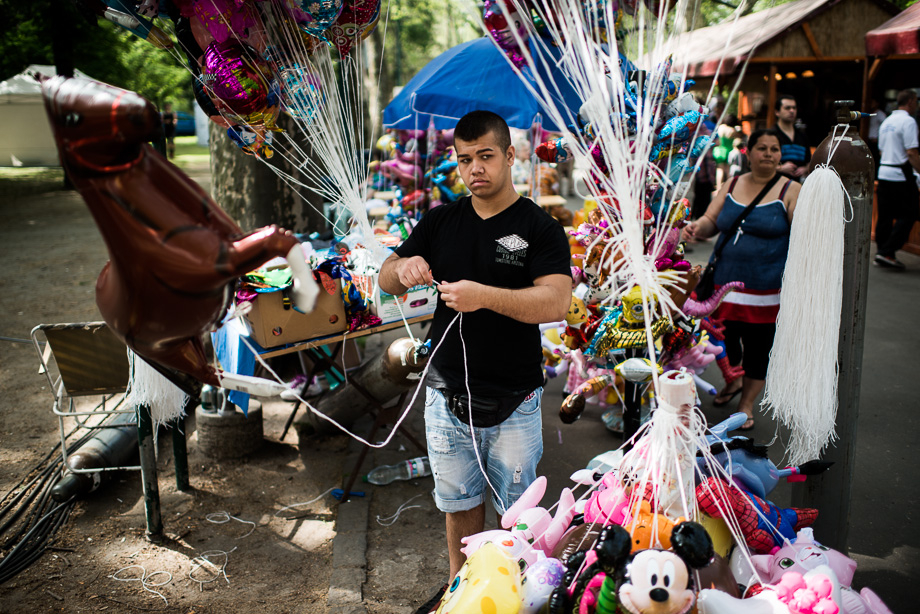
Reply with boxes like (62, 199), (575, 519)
(424, 386), (544, 514)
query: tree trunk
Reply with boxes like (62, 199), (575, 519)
(50, 0), (75, 79)
(209, 114), (326, 234)
(369, 26), (394, 133)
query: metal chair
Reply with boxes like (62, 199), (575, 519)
(31, 322), (140, 476)
(30, 322), (183, 538)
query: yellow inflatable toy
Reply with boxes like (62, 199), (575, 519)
(435, 542), (522, 614)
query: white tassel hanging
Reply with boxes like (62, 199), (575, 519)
(126, 350), (189, 435)
(762, 165), (846, 465)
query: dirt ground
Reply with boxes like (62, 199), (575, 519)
(0, 168), (452, 614)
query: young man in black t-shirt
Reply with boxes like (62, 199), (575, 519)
(379, 111), (571, 585)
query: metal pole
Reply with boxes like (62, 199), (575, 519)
(136, 404), (163, 541)
(171, 397), (193, 491)
(622, 348), (642, 448)
(792, 103), (874, 552)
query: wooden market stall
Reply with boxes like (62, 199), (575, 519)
(864, 3), (920, 255)
(667, 0), (899, 145)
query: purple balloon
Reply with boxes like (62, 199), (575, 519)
(202, 41), (270, 117)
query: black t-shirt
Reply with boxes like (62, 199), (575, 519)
(771, 127), (811, 179)
(395, 196), (571, 398)
(162, 112), (177, 139)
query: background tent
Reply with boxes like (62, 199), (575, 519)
(383, 37), (582, 132)
(0, 65), (89, 167)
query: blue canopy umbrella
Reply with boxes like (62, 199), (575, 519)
(382, 37), (582, 132)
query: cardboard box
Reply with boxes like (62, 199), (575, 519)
(352, 273), (438, 324)
(243, 279), (347, 348)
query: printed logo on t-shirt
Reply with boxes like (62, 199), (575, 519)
(495, 234), (528, 267)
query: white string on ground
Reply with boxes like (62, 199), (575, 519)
(375, 494), (424, 526)
(110, 564), (172, 605)
(274, 487), (336, 516)
(205, 511), (257, 538)
(189, 547), (237, 591)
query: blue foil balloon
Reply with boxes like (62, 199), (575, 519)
(300, 0), (344, 38)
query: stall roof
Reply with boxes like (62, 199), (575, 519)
(666, 0), (841, 77)
(865, 3), (920, 56)
(0, 65), (90, 103)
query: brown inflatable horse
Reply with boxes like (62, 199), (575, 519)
(42, 76), (318, 395)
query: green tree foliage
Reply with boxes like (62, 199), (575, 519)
(382, 0), (479, 86)
(111, 30), (193, 109)
(0, 0), (190, 109)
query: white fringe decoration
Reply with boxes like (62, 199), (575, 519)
(126, 350), (189, 434)
(762, 165), (846, 465)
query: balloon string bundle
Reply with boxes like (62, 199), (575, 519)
(762, 128), (850, 466)
(159, 0), (393, 268)
(237, 312), (461, 449)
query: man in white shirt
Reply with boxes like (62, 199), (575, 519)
(875, 89), (920, 269)
(867, 98), (887, 168)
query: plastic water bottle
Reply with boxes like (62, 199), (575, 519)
(363, 457), (431, 485)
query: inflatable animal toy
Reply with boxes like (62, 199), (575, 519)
(43, 76), (318, 395)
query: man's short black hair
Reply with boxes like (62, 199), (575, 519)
(775, 95), (796, 112)
(454, 110), (512, 152)
(897, 89), (917, 107)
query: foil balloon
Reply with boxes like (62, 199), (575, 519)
(277, 64), (324, 121)
(520, 558), (566, 614)
(202, 41), (272, 118)
(227, 124), (275, 158)
(299, 0), (345, 38)
(483, 0), (530, 68)
(435, 542), (522, 614)
(549, 523), (602, 563)
(42, 76), (319, 396)
(327, 0), (382, 56)
(186, 0), (260, 44)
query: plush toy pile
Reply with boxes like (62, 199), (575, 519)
(432, 381), (892, 614)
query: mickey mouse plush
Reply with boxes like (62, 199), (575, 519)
(618, 521), (714, 614)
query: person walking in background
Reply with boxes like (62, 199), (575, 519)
(691, 131), (717, 223)
(867, 97), (887, 170)
(682, 130), (801, 431)
(161, 102), (178, 159)
(875, 89), (920, 270)
(771, 95), (811, 181)
(727, 136), (748, 178)
(379, 111), (571, 610)
(713, 114), (740, 190)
